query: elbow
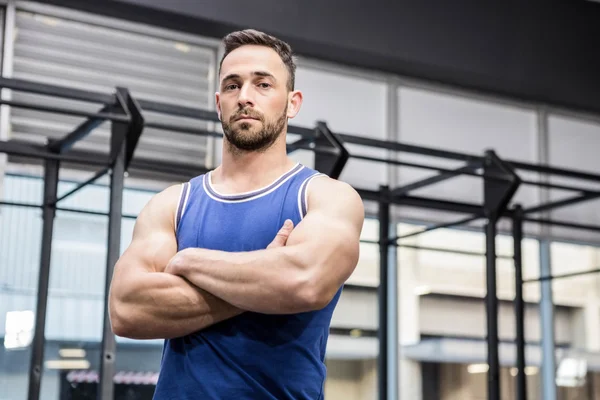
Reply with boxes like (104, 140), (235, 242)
(109, 302), (128, 337)
(292, 269), (334, 312)
(110, 313), (129, 338)
(109, 297), (138, 339)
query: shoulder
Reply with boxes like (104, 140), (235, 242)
(306, 176), (364, 219)
(149, 174), (206, 212)
(153, 183), (186, 205)
(139, 183), (187, 224)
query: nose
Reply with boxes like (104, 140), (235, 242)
(237, 83), (255, 108)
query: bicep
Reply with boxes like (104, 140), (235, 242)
(286, 179), (364, 280)
(111, 185), (180, 286)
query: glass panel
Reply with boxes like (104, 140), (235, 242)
(0, 170), (169, 399)
(1, 171), (41, 399)
(324, 359), (377, 400)
(438, 362), (542, 400)
(325, 208), (379, 398)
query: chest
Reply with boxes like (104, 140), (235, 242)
(177, 195), (300, 252)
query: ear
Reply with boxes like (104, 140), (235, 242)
(215, 92), (222, 121)
(286, 90), (303, 119)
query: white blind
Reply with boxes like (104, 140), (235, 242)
(10, 9), (216, 167)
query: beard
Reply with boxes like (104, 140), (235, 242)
(221, 105), (287, 153)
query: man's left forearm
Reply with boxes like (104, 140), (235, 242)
(166, 247), (319, 314)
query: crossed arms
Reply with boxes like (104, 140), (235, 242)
(108, 176), (364, 340)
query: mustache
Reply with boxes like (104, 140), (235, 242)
(231, 108), (263, 122)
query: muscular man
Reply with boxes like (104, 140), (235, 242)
(108, 28), (364, 400)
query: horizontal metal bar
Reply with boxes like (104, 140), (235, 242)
(398, 243), (513, 259)
(523, 217), (600, 233)
(287, 124), (315, 139)
(0, 99), (130, 123)
(137, 98), (220, 123)
(523, 268), (600, 283)
(520, 178), (599, 195)
(287, 137), (315, 153)
(49, 105), (115, 153)
(392, 162), (482, 197)
(351, 153), (511, 184)
(337, 133), (481, 163)
(355, 188), (381, 202)
(393, 214), (484, 242)
(360, 238), (514, 259)
(144, 121), (222, 138)
(0, 140), (110, 166)
(288, 142), (340, 157)
(55, 206), (137, 220)
(0, 200), (41, 209)
(342, 283), (378, 293)
(127, 157), (210, 179)
(52, 167), (110, 205)
(524, 192), (600, 215)
(398, 195), (488, 216)
(0, 77), (114, 104)
(355, 187), (496, 216)
(359, 239), (379, 245)
(508, 159), (600, 184)
(0, 201), (139, 219)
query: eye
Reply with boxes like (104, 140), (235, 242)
(258, 82), (271, 89)
(224, 84), (238, 91)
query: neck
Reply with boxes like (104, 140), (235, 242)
(214, 134), (296, 190)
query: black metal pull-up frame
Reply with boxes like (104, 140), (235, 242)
(2, 77), (600, 400)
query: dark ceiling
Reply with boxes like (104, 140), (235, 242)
(40, 0), (600, 115)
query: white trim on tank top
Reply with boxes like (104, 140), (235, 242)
(203, 163), (305, 204)
(174, 182), (191, 231)
(297, 172), (327, 219)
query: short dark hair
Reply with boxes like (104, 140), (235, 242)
(219, 29), (296, 91)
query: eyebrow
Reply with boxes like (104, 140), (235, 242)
(221, 71), (277, 82)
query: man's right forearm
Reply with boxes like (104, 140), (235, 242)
(110, 272), (243, 340)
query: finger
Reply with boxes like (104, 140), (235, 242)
(267, 219), (294, 249)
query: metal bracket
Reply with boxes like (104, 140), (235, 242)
(483, 149), (521, 217)
(111, 87), (144, 172)
(313, 121), (349, 179)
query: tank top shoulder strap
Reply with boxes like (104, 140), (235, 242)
(174, 174), (204, 232)
(294, 168), (328, 220)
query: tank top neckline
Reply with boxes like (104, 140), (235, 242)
(203, 162), (305, 202)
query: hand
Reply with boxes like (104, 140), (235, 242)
(267, 219), (294, 249)
(165, 250), (187, 275)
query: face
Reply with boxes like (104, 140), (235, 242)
(216, 45), (302, 152)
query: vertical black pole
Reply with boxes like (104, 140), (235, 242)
(27, 155), (59, 400)
(378, 185), (390, 400)
(513, 205), (527, 400)
(486, 213), (500, 400)
(482, 150), (520, 400)
(98, 111), (127, 400)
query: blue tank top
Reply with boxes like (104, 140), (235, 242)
(153, 163), (342, 400)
